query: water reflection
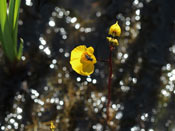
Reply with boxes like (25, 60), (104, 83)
(0, 0), (175, 130)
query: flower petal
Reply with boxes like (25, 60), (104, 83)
(70, 45), (96, 76)
(70, 45), (86, 61)
(108, 21), (121, 37)
(87, 46), (94, 54)
(81, 63), (94, 76)
(70, 59), (83, 75)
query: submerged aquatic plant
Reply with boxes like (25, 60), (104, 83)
(0, 0), (23, 62)
(70, 45), (97, 76)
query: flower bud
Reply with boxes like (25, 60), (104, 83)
(108, 21), (121, 37)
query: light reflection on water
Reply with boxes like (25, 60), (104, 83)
(0, 0), (175, 130)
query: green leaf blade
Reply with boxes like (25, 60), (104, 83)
(0, 0), (7, 33)
(17, 38), (23, 60)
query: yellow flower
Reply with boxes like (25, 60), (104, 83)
(70, 45), (97, 76)
(106, 37), (119, 46)
(50, 121), (56, 131)
(108, 21), (121, 37)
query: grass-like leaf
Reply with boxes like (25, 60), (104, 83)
(0, 0), (22, 62)
(0, 0), (15, 61)
(17, 38), (23, 60)
(13, 0), (21, 52)
(0, 0), (7, 32)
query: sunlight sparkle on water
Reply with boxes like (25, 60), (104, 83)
(17, 107), (23, 114)
(25, 0), (33, 6)
(71, 17), (77, 23)
(131, 126), (140, 131)
(92, 79), (97, 84)
(50, 64), (54, 69)
(49, 20), (56, 27)
(43, 47), (51, 55)
(115, 111), (123, 120)
(21, 56), (26, 61)
(39, 37), (47, 45)
(76, 77), (81, 82)
(75, 23), (80, 29)
(141, 113), (148, 121)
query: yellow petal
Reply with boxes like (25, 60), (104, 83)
(81, 63), (94, 76)
(108, 21), (121, 37)
(70, 59), (83, 75)
(70, 45), (86, 61)
(106, 37), (119, 46)
(70, 45), (96, 76)
(87, 46), (94, 54)
(70, 59), (94, 76)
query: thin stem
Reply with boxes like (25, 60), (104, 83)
(107, 46), (113, 121)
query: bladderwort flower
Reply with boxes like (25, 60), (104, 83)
(107, 21), (121, 47)
(70, 45), (97, 76)
(106, 37), (119, 46)
(108, 21), (121, 37)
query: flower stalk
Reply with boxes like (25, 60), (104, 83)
(107, 46), (113, 121)
(106, 21), (121, 122)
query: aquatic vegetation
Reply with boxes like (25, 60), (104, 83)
(0, 0), (23, 62)
(106, 21), (121, 122)
(70, 45), (97, 76)
(69, 21), (121, 122)
(1, 0), (175, 130)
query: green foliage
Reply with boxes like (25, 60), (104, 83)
(0, 0), (23, 62)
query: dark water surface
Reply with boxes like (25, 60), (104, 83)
(0, 0), (175, 130)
